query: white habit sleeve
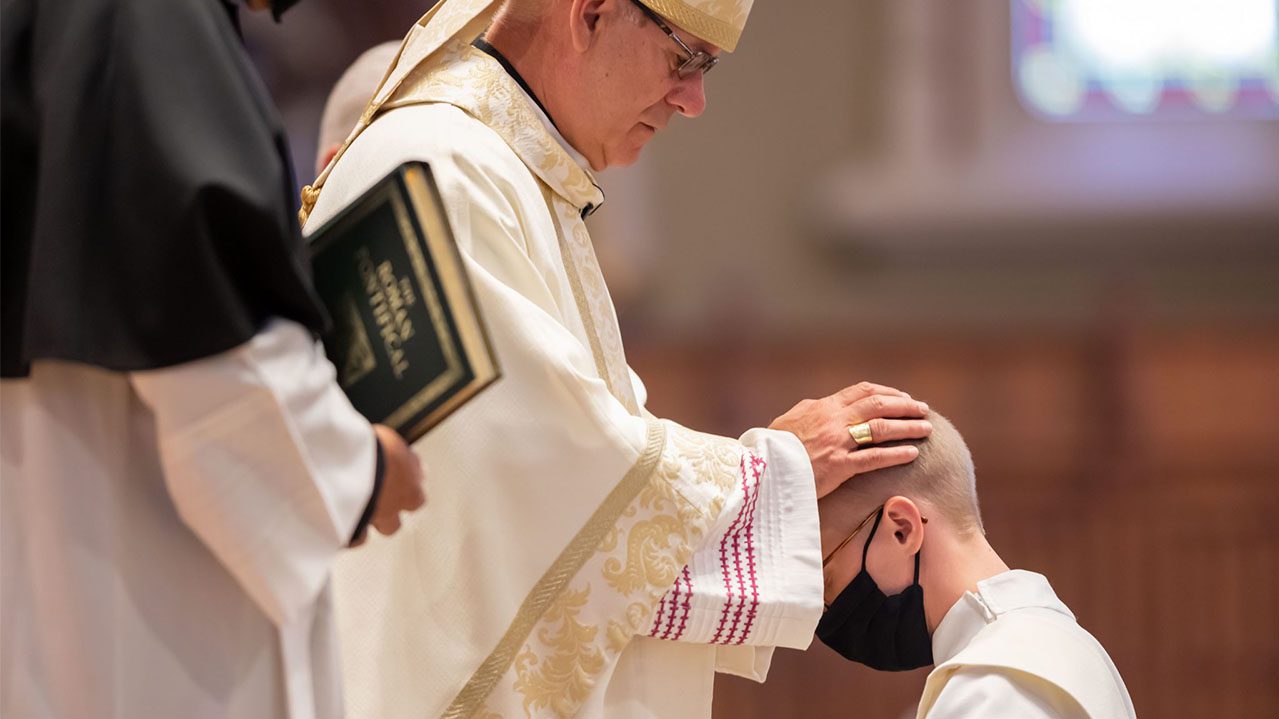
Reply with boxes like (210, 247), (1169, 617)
(130, 318), (377, 627)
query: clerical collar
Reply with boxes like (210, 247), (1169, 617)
(472, 36), (601, 216)
(930, 570), (1073, 665)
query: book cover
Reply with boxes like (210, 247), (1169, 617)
(308, 162), (499, 442)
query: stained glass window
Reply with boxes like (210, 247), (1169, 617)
(1012, 0), (1279, 119)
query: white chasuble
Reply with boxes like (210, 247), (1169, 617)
(304, 40), (822, 719)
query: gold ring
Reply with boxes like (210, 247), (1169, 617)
(848, 422), (874, 447)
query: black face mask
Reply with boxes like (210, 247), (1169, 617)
(815, 508), (934, 671)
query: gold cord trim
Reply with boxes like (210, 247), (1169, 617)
(441, 419), (668, 718)
(555, 224), (638, 416)
(298, 0), (499, 226)
(636, 0), (743, 52)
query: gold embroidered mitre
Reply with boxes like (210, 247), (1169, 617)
(637, 0), (754, 52)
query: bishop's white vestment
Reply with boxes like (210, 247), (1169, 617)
(918, 570), (1137, 719)
(303, 35), (824, 719)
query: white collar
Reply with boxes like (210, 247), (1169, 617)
(931, 570), (1074, 665)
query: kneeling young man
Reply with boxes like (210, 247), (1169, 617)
(817, 413), (1137, 719)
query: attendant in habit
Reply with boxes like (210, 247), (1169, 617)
(1, 1), (425, 718)
(817, 413), (1138, 719)
(301, 0), (933, 717)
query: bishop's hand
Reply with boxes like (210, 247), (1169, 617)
(769, 382), (932, 499)
(352, 424), (427, 546)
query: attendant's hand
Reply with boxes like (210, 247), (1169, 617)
(352, 425), (426, 546)
(769, 382), (931, 499)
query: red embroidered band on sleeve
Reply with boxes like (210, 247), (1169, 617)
(711, 452), (763, 645)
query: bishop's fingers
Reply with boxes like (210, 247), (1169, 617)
(835, 381), (913, 406)
(846, 395), (930, 424)
(849, 418), (933, 449)
(844, 444), (922, 477)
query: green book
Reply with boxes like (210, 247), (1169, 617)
(308, 162), (499, 443)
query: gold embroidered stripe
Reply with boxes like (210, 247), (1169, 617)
(554, 224), (638, 416)
(441, 419), (668, 719)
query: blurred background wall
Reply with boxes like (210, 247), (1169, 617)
(246, 0), (1279, 716)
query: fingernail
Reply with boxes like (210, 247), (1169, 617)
(919, 402), (929, 413)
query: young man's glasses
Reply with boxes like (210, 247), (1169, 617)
(629, 0), (719, 79)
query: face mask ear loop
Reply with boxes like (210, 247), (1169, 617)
(861, 507), (885, 567)
(912, 547), (922, 585)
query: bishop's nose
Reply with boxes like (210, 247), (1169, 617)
(667, 72), (708, 118)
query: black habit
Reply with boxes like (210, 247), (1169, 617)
(1, 0), (327, 377)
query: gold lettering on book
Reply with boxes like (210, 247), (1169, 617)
(356, 246), (419, 379)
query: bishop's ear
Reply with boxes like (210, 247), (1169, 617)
(568, 0), (610, 51)
(882, 496), (926, 554)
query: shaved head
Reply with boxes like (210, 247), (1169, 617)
(827, 412), (984, 536)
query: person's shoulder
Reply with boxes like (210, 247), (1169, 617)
(926, 665), (1086, 719)
(359, 104), (530, 186)
(308, 103), (536, 232)
(927, 611), (1135, 719)
(976, 608), (1114, 667)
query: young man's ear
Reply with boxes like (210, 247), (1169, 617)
(568, 0), (610, 52)
(883, 496), (925, 555)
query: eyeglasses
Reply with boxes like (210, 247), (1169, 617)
(822, 505), (883, 568)
(629, 0), (719, 79)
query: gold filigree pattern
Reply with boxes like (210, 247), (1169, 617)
(439, 420), (667, 719)
(387, 44), (603, 210)
(495, 422), (744, 717)
(605, 621), (631, 656)
(598, 525), (621, 555)
(624, 601), (654, 631)
(513, 586), (605, 717)
(600, 424), (741, 598)
(601, 514), (689, 596)
(553, 208), (640, 415)
(655, 426), (741, 528)
(605, 600), (654, 654)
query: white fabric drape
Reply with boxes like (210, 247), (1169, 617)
(1, 319), (376, 719)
